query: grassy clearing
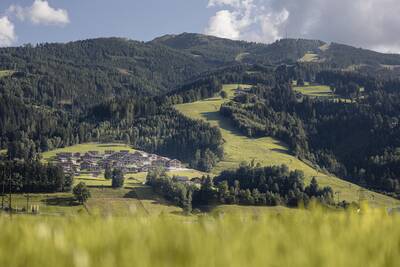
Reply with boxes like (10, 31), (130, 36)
(298, 53), (319, 62)
(293, 84), (334, 98)
(0, 70), (14, 78)
(235, 52), (250, 62)
(1, 206), (399, 267)
(175, 84), (399, 207)
(293, 84), (353, 102)
(41, 143), (135, 162)
(2, 193), (85, 215)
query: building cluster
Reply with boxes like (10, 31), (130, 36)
(56, 150), (182, 176)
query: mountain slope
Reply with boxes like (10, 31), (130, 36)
(175, 84), (399, 207)
(0, 37), (213, 108)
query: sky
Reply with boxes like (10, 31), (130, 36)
(0, 0), (399, 53)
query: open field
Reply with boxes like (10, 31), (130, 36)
(1, 193), (86, 216)
(293, 84), (334, 98)
(41, 143), (136, 162)
(175, 84), (400, 207)
(293, 84), (355, 103)
(298, 53), (320, 62)
(1, 206), (399, 267)
(0, 70), (14, 78)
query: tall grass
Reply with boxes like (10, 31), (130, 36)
(0, 205), (399, 267)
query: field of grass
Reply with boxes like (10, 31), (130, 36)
(0, 70), (14, 78)
(1, 206), (399, 267)
(175, 84), (399, 207)
(293, 84), (334, 98)
(41, 143), (136, 162)
(298, 53), (320, 62)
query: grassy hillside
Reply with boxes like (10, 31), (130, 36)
(1, 206), (399, 267)
(41, 143), (136, 162)
(175, 84), (399, 207)
(0, 70), (14, 78)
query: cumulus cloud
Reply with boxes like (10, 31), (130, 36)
(205, 0), (400, 53)
(0, 16), (16, 47)
(205, 0), (288, 43)
(8, 0), (69, 26)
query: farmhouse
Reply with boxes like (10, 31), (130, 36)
(167, 159), (182, 169)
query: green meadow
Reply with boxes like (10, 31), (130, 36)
(175, 84), (399, 207)
(293, 84), (334, 98)
(298, 53), (320, 62)
(41, 143), (136, 162)
(0, 70), (14, 78)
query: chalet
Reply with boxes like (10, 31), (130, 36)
(80, 161), (100, 171)
(167, 159), (182, 169)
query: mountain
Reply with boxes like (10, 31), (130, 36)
(152, 33), (400, 68)
(0, 37), (215, 109)
(2, 33), (400, 198)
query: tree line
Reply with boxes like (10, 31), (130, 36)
(0, 160), (72, 193)
(147, 164), (334, 213)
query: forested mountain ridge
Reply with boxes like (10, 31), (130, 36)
(151, 33), (400, 68)
(0, 37), (215, 109)
(2, 33), (400, 198)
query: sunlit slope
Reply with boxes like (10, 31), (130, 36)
(175, 84), (399, 207)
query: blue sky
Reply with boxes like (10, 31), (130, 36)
(0, 0), (213, 45)
(1, 0), (400, 53)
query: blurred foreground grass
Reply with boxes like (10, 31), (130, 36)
(1, 205), (399, 267)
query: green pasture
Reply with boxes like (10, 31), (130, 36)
(41, 143), (136, 162)
(175, 84), (399, 207)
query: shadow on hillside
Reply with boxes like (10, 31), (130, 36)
(97, 144), (127, 148)
(87, 185), (112, 189)
(124, 187), (180, 208)
(124, 186), (154, 201)
(43, 196), (79, 207)
(201, 111), (241, 134)
(271, 148), (291, 155)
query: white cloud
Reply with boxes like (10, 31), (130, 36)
(205, 0), (400, 53)
(205, 0), (288, 43)
(206, 10), (240, 39)
(0, 16), (16, 47)
(8, 0), (70, 26)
